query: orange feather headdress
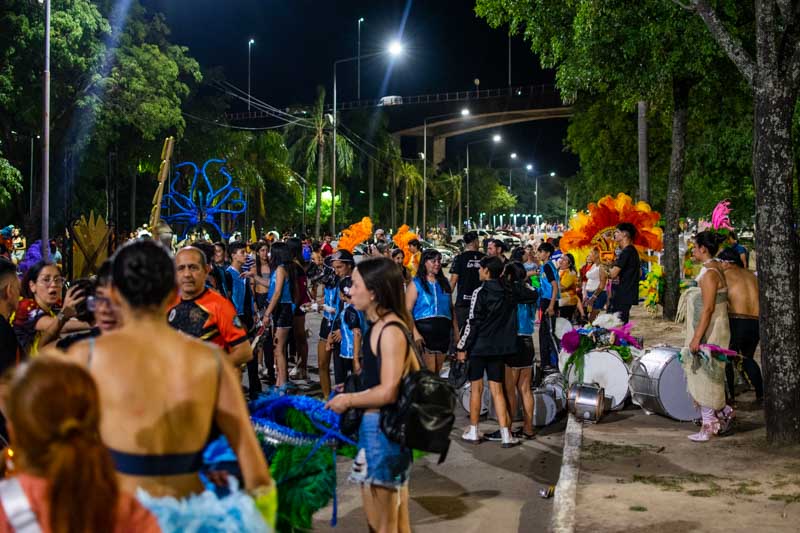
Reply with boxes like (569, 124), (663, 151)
(392, 225), (418, 266)
(337, 217), (373, 253)
(561, 193), (663, 262)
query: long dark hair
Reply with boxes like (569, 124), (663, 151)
(8, 356), (118, 533)
(21, 260), (59, 299)
(415, 249), (450, 294)
(355, 257), (413, 329)
(269, 242), (297, 300)
(254, 240), (270, 274)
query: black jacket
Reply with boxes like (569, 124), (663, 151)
(457, 279), (538, 356)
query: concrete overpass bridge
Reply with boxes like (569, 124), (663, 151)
(226, 84), (572, 165)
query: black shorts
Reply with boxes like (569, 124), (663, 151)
(468, 355), (505, 383)
(415, 317), (452, 353)
(505, 336), (535, 369)
(319, 317), (333, 340)
(293, 306), (306, 317)
(272, 303), (294, 329)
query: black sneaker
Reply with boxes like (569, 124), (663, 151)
(484, 429), (503, 442)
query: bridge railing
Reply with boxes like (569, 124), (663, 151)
(332, 84), (563, 111)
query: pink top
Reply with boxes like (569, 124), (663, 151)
(0, 474), (161, 533)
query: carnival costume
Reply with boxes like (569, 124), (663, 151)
(676, 201), (737, 441)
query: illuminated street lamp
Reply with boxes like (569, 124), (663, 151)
(466, 134), (501, 225)
(332, 40), (404, 235)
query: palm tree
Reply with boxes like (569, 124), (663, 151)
(399, 161), (422, 226)
(286, 86), (355, 237)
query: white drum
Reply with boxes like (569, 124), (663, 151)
(566, 350), (630, 410)
(458, 378), (491, 416)
(532, 390), (558, 427)
(541, 373), (567, 412)
(629, 346), (700, 422)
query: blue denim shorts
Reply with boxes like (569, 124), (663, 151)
(349, 412), (412, 488)
(590, 291), (608, 310)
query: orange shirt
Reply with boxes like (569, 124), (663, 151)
(0, 474), (161, 533)
(167, 288), (248, 352)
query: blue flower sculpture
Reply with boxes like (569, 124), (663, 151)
(162, 158), (247, 240)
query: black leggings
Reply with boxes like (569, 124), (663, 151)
(726, 317), (763, 400)
(538, 302), (560, 369)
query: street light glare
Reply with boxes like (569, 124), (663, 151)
(249, 38), (255, 45)
(550, 171), (556, 177)
(388, 41), (403, 56)
(526, 164), (533, 171)
(461, 108), (470, 116)
(510, 152), (517, 159)
(492, 134), (502, 143)
(359, 17), (365, 22)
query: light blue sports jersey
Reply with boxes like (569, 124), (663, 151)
(411, 278), (452, 320)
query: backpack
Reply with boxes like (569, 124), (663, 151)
(378, 322), (457, 464)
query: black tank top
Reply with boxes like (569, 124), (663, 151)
(361, 320), (409, 390)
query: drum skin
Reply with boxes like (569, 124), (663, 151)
(629, 346), (700, 422)
(566, 350), (630, 410)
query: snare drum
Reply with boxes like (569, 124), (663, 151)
(566, 350), (630, 410)
(628, 346), (699, 422)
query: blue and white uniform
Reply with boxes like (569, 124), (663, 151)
(411, 277), (453, 353)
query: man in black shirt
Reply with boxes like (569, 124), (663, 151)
(449, 231), (486, 332)
(0, 259), (21, 442)
(608, 222), (641, 324)
(0, 259), (21, 373)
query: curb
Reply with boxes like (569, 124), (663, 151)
(550, 413), (583, 533)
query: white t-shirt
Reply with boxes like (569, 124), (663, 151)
(585, 263), (602, 293)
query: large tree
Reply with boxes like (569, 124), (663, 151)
(684, 0), (800, 444)
(476, 0), (732, 320)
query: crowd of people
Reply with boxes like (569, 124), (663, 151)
(0, 213), (764, 531)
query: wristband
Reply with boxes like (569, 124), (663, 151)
(250, 481), (278, 529)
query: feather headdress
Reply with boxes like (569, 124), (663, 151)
(392, 225), (418, 266)
(336, 217), (372, 253)
(561, 193), (663, 262)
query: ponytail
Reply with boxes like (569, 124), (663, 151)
(47, 423), (118, 533)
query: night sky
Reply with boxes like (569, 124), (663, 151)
(144, 0), (578, 176)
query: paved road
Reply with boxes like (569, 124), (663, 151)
(289, 310), (565, 532)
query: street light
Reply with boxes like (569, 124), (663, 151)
(291, 171), (308, 236)
(465, 134), (501, 225)
(41, 0), (52, 260)
(248, 39), (255, 111)
(508, 153), (518, 190)
(422, 108), (471, 237)
(332, 40), (404, 235)
(526, 164), (533, 171)
(357, 18), (364, 100)
(533, 171), (557, 230)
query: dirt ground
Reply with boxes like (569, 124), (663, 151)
(574, 306), (800, 532)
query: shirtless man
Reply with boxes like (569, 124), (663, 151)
(717, 247), (763, 402)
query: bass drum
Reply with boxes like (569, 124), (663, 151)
(629, 345), (700, 422)
(541, 373), (567, 412)
(533, 390), (558, 427)
(566, 350), (630, 410)
(458, 377), (491, 416)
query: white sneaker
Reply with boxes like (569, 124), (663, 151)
(461, 426), (483, 444)
(500, 427), (521, 448)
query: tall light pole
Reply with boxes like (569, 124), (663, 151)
(357, 18), (364, 100)
(247, 38), (255, 111)
(533, 171), (557, 229)
(292, 171), (308, 236)
(333, 41), (403, 235)
(41, 0), (51, 261)
(508, 152), (517, 190)
(466, 133), (501, 226)
(423, 108), (470, 238)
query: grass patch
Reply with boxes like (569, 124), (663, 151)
(783, 463), (800, 474)
(731, 481), (762, 496)
(769, 493), (800, 504)
(582, 440), (656, 461)
(631, 473), (718, 493)
(629, 506), (648, 512)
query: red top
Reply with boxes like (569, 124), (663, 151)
(321, 242), (333, 257)
(167, 288), (248, 352)
(0, 474), (161, 533)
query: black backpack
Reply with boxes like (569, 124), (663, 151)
(378, 322), (457, 464)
